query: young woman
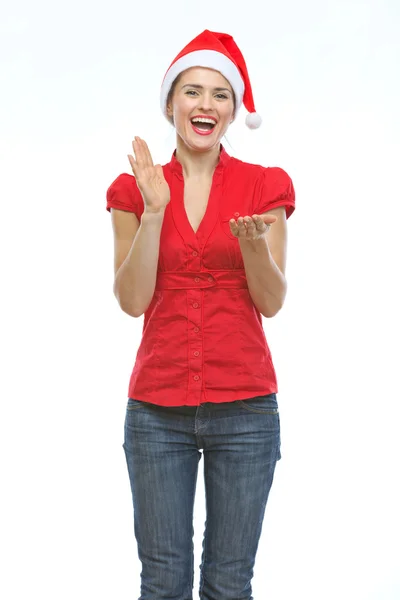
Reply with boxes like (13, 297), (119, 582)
(106, 29), (295, 600)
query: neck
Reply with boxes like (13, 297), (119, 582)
(175, 137), (221, 178)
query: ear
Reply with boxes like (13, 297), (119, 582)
(166, 102), (173, 117)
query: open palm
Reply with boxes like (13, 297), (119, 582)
(128, 137), (170, 212)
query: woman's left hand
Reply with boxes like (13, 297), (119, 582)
(229, 214), (277, 241)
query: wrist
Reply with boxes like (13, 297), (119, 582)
(142, 208), (166, 219)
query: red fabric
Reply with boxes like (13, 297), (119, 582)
(106, 147), (295, 406)
(166, 30), (233, 67)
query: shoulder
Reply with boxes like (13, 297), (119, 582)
(261, 167), (294, 200)
(231, 160), (296, 218)
(106, 173), (144, 214)
(228, 156), (266, 177)
(107, 172), (140, 194)
(228, 158), (294, 197)
(230, 157), (292, 183)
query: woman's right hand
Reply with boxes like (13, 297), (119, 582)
(127, 137), (171, 214)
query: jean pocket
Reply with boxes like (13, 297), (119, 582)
(237, 393), (279, 414)
(126, 398), (146, 411)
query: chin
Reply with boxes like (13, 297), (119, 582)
(180, 131), (222, 152)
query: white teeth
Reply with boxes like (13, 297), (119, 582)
(191, 117), (216, 125)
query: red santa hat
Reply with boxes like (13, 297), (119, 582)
(160, 30), (262, 129)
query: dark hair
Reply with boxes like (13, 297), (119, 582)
(165, 70), (236, 126)
(166, 73), (184, 126)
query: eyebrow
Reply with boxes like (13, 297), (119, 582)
(181, 84), (231, 93)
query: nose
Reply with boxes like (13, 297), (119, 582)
(197, 91), (214, 112)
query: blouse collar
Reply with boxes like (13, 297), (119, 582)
(169, 144), (231, 177)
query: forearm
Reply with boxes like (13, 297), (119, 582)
(113, 210), (165, 317)
(239, 235), (287, 318)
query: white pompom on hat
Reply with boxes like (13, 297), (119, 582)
(160, 29), (262, 129)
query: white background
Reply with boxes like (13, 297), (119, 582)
(1, 0), (399, 598)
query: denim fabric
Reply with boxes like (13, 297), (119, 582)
(122, 393), (281, 600)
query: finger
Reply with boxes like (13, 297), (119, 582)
(254, 217), (270, 234)
(127, 154), (138, 178)
(132, 137), (145, 167)
(138, 138), (154, 168)
(134, 137), (152, 169)
(154, 164), (165, 181)
(238, 218), (246, 235)
(253, 216), (264, 229)
(229, 220), (239, 237)
(253, 214), (277, 224)
(244, 217), (255, 228)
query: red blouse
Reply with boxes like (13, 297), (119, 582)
(106, 146), (295, 406)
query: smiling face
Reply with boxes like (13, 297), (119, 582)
(166, 67), (236, 152)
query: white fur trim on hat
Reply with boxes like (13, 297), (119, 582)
(160, 49), (245, 116)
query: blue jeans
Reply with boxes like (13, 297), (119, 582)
(122, 393), (281, 600)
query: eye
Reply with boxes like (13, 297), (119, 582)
(215, 93), (228, 100)
(185, 90), (198, 96)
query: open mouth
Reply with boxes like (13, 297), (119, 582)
(190, 117), (217, 135)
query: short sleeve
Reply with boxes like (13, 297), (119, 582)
(106, 173), (144, 219)
(253, 167), (295, 219)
